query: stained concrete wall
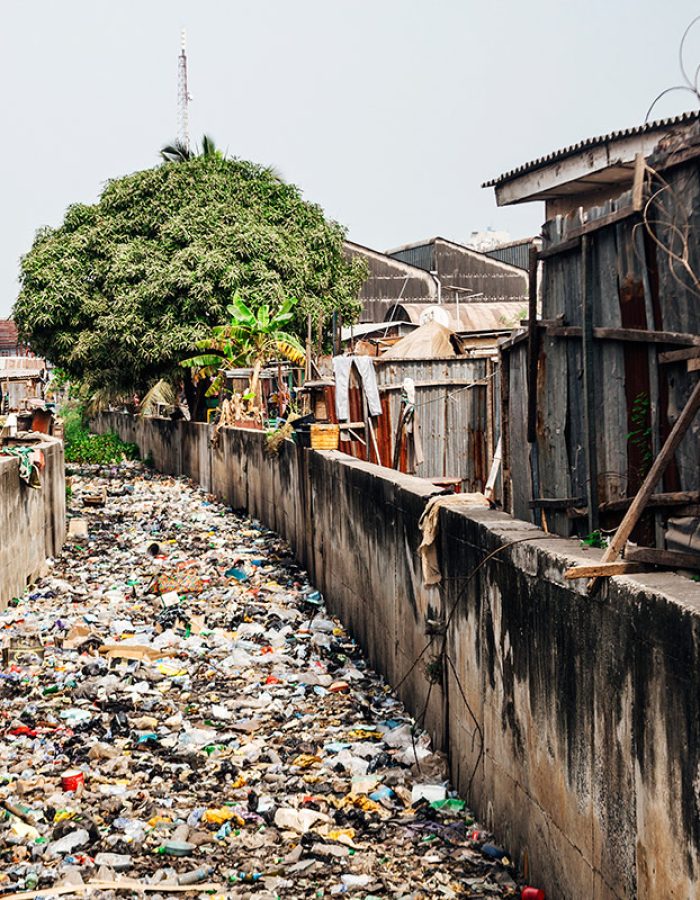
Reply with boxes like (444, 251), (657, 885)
(0, 436), (66, 607)
(94, 412), (700, 900)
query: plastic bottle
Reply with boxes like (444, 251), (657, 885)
(47, 829), (89, 856)
(178, 865), (215, 885)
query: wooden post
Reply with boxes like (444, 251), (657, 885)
(526, 244), (542, 527)
(526, 244), (539, 442)
(331, 311), (338, 357)
(361, 389), (370, 462)
(305, 314), (312, 383)
(581, 234), (599, 533)
(500, 347), (512, 513)
(632, 152), (646, 211)
(635, 225), (663, 548)
(589, 376), (700, 593)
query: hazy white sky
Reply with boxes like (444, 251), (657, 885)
(3, 0), (700, 315)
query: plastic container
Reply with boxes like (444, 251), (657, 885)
(411, 784), (447, 803)
(61, 769), (84, 792)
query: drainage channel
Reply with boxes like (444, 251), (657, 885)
(0, 462), (525, 898)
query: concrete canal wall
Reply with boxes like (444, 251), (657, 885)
(0, 435), (66, 607)
(94, 412), (700, 900)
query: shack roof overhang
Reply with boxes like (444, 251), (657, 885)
(482, 110), (700, 206)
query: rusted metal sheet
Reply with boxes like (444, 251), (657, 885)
(375, 357), (492, 490)
(321, 356), (497, 492)
(386, 302), (526, 333)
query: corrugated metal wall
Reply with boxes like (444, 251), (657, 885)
(389, 244), (435, 273)
(374, 357), (495, 492)
(485, 243), (531, 271)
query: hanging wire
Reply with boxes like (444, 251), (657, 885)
(645, 15), (700, 122)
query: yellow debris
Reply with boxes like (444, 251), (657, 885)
(292, 754), (322, 769)
(203, 806), (244, 826)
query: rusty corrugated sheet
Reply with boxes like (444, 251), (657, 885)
(386, 302), (524, 333)
(321, 357), (496, 490)
(375, 357), (491, 490)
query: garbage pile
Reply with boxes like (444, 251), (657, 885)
(0, 463), (537, 899)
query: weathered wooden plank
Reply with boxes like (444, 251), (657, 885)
(527, 244), (539, 443)
(538, 205), (639, 258)
(581, 235), (599, 530)
(600, 490), (700, 513)
(625, 546), (700, 571)
(565, 561), (642, 579)
(651, 163), (700, 495)
(545, 326), (700, 345)
(529, 496), (586, 509)
(499, 346), (511, 511)
(538, 324), (573, 534)
(659, 347), (700, 363)
(595, 225), (628, 507)
(589, 377), (700, 593)
(508, 343), (531, 521)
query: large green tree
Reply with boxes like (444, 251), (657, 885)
(14, 154), (366, 413)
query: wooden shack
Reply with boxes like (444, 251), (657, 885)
(486, 110), (700, 556)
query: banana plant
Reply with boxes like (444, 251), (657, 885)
(181, 294), (305, 415)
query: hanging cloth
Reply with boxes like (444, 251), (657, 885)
(333, 356), (382, 420)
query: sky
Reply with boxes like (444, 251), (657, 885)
(3, 0), (700, 315)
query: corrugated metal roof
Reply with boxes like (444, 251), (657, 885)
(482, 109), (700, 188)
(386, 302), (524, 333)
(340, 320), (413, 341)
(0, 357), (45, 376)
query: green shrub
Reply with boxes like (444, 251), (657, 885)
(65, 431), (139, 465)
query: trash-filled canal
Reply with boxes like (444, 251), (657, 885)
(0, 463), (520, 898)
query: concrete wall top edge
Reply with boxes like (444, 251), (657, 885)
(447, 502), (700, 614)
(315, 449), (446, 499)
(0, 434), (64, 473)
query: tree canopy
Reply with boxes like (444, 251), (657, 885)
(14, 155), (366, 397)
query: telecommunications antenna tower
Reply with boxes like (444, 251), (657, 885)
(177, 29), (191, 153)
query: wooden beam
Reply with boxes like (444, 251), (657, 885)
(565, 561), (643, 580)
(538, 205), (639, 259)
(581, 234), (599, 533)
(529, 496), (586, 509)
(625, 546), (700, 571)
(526, 244), (539, 443)
(545, 325), (700, 346)
(588, 377), (700, 593)
(658, 347), (700, 364)
(599, 490), (700, 513)
(538, 237), (580, 260)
